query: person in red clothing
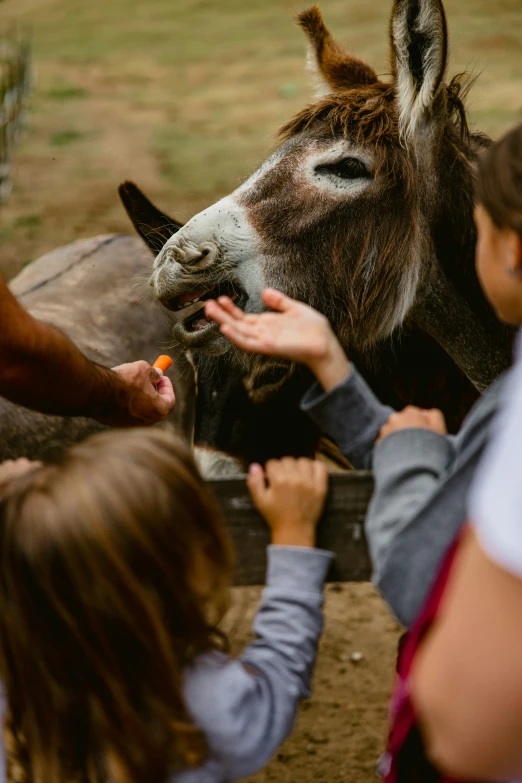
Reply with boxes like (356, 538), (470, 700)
(0, 273), (175, 428)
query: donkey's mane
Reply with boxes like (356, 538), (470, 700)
(278, 74), (473, 146)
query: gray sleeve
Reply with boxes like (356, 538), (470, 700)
(183, 546), (333, 781)
(370, 382), (503, 627)
(366, 428), (456, 590)
(300, 366), (393, 469)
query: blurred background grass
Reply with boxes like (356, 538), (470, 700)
(0, 0), (521, 280)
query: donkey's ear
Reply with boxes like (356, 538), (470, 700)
(390, 0), (448, 138)
(297, 6), (378, 96)
(118, 181), (182, 255)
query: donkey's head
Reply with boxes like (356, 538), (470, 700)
(127, 0), (483, 372)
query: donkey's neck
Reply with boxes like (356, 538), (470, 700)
(412, 275), (515, 392)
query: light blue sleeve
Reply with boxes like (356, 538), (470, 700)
(182, 546), (333, 781)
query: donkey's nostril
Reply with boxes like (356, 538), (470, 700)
(161, 241), (217, 266)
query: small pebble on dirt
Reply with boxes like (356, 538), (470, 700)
(350, 651), (364, 663)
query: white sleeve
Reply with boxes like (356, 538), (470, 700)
(469, 330), (522, 576)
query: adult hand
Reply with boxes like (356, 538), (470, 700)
(98, 361), (175, 427)
(247, 457), (328, 548)
(378, 406), (447, 443)
(205, 288), (350, 392)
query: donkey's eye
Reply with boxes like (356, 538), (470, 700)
(315, 158), (371, 180)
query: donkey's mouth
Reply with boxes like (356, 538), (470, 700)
(167, 281), (248, 346)
(167, 282), (242, 320)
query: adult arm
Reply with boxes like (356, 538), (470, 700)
(412, 529), (522, 780)
(183, 545), (333, 780)
(0, 273), (174, 425)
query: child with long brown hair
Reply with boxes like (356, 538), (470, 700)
(0, 428), (330, 783)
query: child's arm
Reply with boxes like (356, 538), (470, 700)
(365, 405), (455, 589)
(205, 290), (454, 474)
(206, 288), (350, 391)
(183, 458), (332, 781)
(207, 290), (463, 630)
(206, 289), (393, 468)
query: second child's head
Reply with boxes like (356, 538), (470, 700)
(0, 428), (233, 783)
(475, 123), (522, 325)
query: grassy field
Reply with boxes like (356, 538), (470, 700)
(0, 0), (521, 279)
(0, 1), (521, 781)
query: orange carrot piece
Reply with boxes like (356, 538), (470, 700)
(153, 355), (173, 372)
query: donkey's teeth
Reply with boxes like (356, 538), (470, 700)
(178, 289), (211, 306)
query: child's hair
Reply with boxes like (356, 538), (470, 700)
(476, 122), (522, 237)
(0, 428), (233, 783)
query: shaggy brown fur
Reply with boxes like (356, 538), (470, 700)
(278, 76), (471, 147)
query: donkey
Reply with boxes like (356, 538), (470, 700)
(121, 0), (515, 466)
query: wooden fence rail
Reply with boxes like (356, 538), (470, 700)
(210, 472), (374, 585)
(0, 32), (31, 203)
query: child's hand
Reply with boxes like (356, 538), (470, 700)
(247, 458), (328, 548)
(0, 458), (41, 496)
(377, 406), (447, 442)
(205, 288), (350, 392)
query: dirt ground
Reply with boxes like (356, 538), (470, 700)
(227, 584), (401, 783)
(0, 0), (521, 780)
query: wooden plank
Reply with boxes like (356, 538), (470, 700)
(209, 472), (374, 585)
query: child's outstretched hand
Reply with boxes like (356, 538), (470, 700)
(247, 458), (328, 548)
(205, 288), (350, 392)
